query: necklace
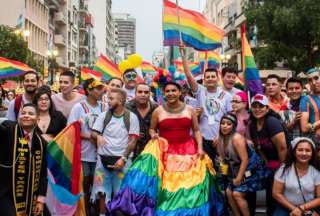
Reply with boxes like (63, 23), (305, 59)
(163, 103), (185, 114)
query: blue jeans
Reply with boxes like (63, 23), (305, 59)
(91, 155), (131, 204)
(273, 206), (289, 216)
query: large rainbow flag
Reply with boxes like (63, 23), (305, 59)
(93, 54), (122, 80)
(163, 0), (224, 51)
(241, 24), (263, 96)
(0, 57), (34, 79)
(108, 138), (224, 215)
(46, 121), (86, 216)
(80, 67), (102, 81)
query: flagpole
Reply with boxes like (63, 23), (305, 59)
(176, 0), (182, 42)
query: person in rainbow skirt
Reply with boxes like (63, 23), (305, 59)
(107, 81), (224, 215)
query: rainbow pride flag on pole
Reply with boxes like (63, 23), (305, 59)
(241, 24), (263, 96)
(199, 51), (221, 71)
(174, 60), (202, 77)
(141, 61), (157, 76)
(81, 67), (102, 81)
(0, 57), (34, 79)
(46, 121), (86, 216)
(163, 0), (224, 51)
(93, 54), (122, 80)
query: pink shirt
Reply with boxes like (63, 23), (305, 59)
(52, 93), (84, 118)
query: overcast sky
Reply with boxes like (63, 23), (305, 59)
(112, 0), (205, 61)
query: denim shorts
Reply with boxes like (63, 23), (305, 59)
(91, 155), (131, 204)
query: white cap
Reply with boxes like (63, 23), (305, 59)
(251, 94), (269, 106)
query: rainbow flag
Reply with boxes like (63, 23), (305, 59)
(141, 61), (157, 76)
(163, 0), (224, 51)
(93, 54), (122, 80)
(108, 138), (224, 215)
(199, 51), (221, 72)
(80, 67), (102, 81)
(174, 60), (202, 77)
(0, 57), (34, 79)
(46, 121), (86, 216)
(241, 24), (263, 96)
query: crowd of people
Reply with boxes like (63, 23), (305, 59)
(1, 46), (320, 216)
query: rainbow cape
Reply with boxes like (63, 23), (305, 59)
(93, 54), (122, 80)
(80, 67), (102, 81)
(46, 121), (86, 216)
(108, 138), (224, 215)
(163, 0), (224, 51)
(0, 57), (34, 79)
(241, 24), (263, 96)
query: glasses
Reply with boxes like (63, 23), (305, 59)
(251, 103), (265, 109)
(231, 100), (243, 104)
(124, 72), (137, 80)
(308, 75), (320, 83)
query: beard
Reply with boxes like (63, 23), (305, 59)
(109, 104), (118, 113)
(25, 87), (37, 94)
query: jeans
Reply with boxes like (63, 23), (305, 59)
(266, 171), (277, 216)
(273, 206), (289, 216)
(91, 155), (131, 204)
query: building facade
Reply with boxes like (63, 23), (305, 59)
(113, 13), (136, 60)
(0, 0), (49, 64)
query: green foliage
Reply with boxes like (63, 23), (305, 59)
(245, 0), (320, 73)
(0, 25), (28, 62)
(0, 25), (44, 75)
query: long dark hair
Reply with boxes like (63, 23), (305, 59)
(219, 112), (238, 137)
(33, 85), (55, 114)
(282, 139), (319, 176)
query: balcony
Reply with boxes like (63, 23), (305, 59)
(79, 41), (89, 51)
(56, 57), (67, 67)
(79, 4), (88, 14)
(79, 22), (87, 32)
(54, 12), (67, 25)
(54, 34), (66, 47)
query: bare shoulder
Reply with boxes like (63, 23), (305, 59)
(232, 133), (246, 145)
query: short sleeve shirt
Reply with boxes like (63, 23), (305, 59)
(275, 164), (320, 206)
(92, 111), (140, 157)
(250, 115), (284, 161)
(300, 95), (320, 124)
(68, 100), (107, 162)
(194, 84), (232, 140)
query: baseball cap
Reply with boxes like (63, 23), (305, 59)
(88, 80), (105, 89)
(251, 94), (268, 106)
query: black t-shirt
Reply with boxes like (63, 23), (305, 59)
(250, 115), (284, 161)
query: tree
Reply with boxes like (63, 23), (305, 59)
(0, 25), (44, 74)
(0, 25), (28, 62)
(245, 0), (320, 73)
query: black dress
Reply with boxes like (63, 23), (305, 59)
(38, 110), (67, 137)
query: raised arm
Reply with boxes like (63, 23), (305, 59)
(179, 43), (198, 93)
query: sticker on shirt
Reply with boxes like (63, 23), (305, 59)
(205, 97), (220, 125)
(86, 113), (99, 130)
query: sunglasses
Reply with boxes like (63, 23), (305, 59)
(251, 103), (265, 109)
(308, 75), (320, 83)
(124, 72), (137, 80)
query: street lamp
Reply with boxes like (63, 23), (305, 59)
(220, 54), (231, 67)
(47, 50), (59, 85)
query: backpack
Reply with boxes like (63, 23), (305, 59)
(101, 109), (131, 134)
(14, 95), (23, 119)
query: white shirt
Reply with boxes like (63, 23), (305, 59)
(52, 93), (84, 118)
(68, 100), (107, 162)
(218, 86), (242, 96)
(194, 84), (232, 140)
(123, 87), (135, 102)
(275, 164), (320, 206)
(6, 94), (31, 121)
(92, 111), (140, 157)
